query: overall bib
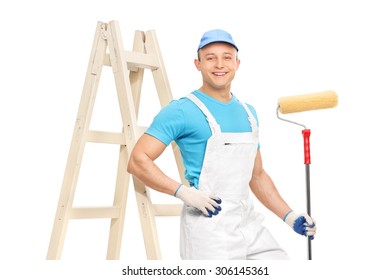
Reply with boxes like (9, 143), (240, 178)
(180, 94), (289, 260)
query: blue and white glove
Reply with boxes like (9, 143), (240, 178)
(174, 184), (222, 217)
(284, 211), (316, 240)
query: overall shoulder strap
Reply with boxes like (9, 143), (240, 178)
(240, 101), (258, 133)
(186, 94), (221, 134)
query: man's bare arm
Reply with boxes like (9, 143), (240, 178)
(127, 134), (180, 195)
(249, 150), (291, 220)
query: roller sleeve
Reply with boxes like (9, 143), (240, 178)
(278, 90), (338, 114)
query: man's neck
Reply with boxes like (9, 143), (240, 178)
(198, 86), (232, 103)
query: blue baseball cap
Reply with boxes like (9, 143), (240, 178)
(197, 29), (238, 51)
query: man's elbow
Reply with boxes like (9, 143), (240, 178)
(127, 153), (139, 175)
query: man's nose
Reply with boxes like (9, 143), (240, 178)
(215, 57), (224, 68)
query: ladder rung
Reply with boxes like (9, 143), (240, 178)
(104, 51), (159, 71)
(70, 207), (121, 219)
(153, 204), (182, 216)
(87, 131), (126, 145)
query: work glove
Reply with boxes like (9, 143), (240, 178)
(174, 184), (222, 217)
(284, 211), (316, 240)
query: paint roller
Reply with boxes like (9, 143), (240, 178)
(276, 90), (338, 260)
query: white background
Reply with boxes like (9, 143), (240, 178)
(1, 0), (389, 279)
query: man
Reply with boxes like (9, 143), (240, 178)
(127, 29), (316, 260)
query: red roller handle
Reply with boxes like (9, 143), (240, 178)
(302, 129), (311, 164)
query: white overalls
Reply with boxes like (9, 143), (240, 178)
(180, 94), (289, 260)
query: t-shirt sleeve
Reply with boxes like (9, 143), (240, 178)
(145, 100), (185, 146)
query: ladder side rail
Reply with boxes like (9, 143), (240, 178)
(46, 22), (108, 259)
(106, 21), (161, 259)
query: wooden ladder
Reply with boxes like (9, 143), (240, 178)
(46, 20), (185, 260)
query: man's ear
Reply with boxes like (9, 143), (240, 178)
(194, 58), (201, 71)
(236, 58), (241, 70)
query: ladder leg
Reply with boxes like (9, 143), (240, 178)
(107, 21), (162, 260)
(133, 177), (161, 259)
(47, 22), (108, 259)
(106, 144), (130, 259)
(129, 28), (162, 260)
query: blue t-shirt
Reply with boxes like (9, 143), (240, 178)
(146, 90), (260, 186)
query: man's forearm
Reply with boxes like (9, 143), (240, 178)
(249, 170), (291, 220)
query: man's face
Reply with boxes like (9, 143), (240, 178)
(195, 43), (240, 91)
